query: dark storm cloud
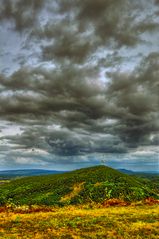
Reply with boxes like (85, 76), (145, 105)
(38, 0), (139, 65)
(151, 134), (159, 145)
(2, 127), (48, 150)
(0, 65), (103, 123)
(1, 52), (159, 156)
(106, 53), (159, 146)
(0, 0), (159, 168)
(2, 125), (127, 157)
(0, 0), (45, 31)
(41, 27), (93, 64)
(57, 0), (138, 46)
(32, 0), (159, 69)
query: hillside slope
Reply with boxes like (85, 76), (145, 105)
(0, 166), (157, 206)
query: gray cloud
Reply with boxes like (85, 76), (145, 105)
(29, 0), (159, 67)
(106, 53), (159, 146)
(0, 53), (159, 156)
(0, 0), (159, 169)
(1, 125), (127, 158)
(0, 0), (45, 31)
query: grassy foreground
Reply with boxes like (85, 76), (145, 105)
(0, 204), (159, 239)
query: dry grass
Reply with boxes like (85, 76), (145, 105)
(0, 204), (159, 239)
(60, 182), (84, 203)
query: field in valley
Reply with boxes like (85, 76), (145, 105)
(0, 204), (159, 239)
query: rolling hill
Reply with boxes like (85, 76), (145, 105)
(0, 169), (66, 180)
(118, 168), (159, 175)
(0, 165), (157, 206)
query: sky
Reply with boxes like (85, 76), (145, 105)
(0, 0), (159, 172)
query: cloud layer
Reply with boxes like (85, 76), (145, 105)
(0, 0), (159, 170)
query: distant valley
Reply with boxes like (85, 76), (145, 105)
(0, 169), (66, 180)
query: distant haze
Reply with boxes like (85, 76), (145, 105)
(0, 0), (159, 171)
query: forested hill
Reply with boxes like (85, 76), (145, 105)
(0, 165), (158, 206)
